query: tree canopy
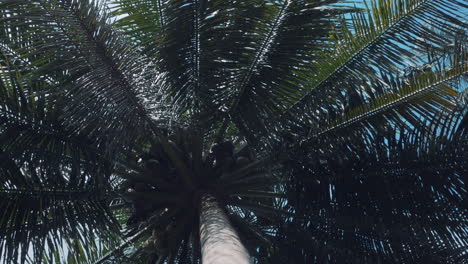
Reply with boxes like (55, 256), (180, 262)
(0, 0), (466, 263)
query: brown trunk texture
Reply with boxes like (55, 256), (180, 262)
(199, 192), (251, 264)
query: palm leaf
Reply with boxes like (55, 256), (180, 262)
(266, 0), (467, 148)
(282, 102), (467, 263)
(0, 0), (174, 155)
(0, 185), (121, 264)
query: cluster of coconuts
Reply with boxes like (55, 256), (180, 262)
(122, 132), (255, 227)
(207, 141), (252, 175)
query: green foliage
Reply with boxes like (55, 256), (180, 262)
(0, 0), (466, 263)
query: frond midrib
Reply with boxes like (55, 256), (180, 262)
(318, 67), (467, 137)
(282, 0), (435, 117)
(53, 2), (161, 135)
(227, 0), (292, 114)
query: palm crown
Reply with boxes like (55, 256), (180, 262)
(0, 0), (466, 263)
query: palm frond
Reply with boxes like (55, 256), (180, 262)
(0, 185), (121, 264)
(319, 66), (466, 136)
(266, 0), (467, 149)
(110, 0), (166, 58)
(216, 0), (351, 144)
(2, 0), (467, 263)
(110, 0), (350, 135)
(0, 41), (111, 188)
(281, 102), (467, 263)
(0, 24), (125, 263)
(0, 0), (174, 155)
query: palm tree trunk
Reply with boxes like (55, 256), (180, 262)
(199, 193), (251, 264)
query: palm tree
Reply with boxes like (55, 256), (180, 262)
(0, 0), (466, 263)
